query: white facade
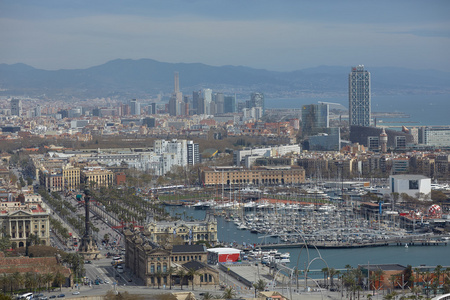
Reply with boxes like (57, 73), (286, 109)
(389, 174), (431, 199)
(422, 126), (450, 147)
(233, 144), (301, 166)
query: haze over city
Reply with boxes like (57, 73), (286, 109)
(1, 0), (449, 71)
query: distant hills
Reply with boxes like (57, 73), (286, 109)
(0, 58), (449, 100)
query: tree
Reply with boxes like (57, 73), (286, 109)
(322, 267), (329, 288)
(187, 268), (199, 291)
(329, 268), (340, 290)
(201, 292), (214, 300)
(155, 270), (163, 289)
(53, 272), (65, 291)
(166, 266), (176, 290)
(253, 279), (266, 297)
(43, 273), (54, 292)
(11, 272), (23, 294)
(222, 287), (236, 299)
(177, 269), (186, 290)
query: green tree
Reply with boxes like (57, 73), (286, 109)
(43, 273), (54, 292)
(166, 266), (176, 290)
(53, 272), (65, 291)
(176, 269), (186, 290)
(253, 279), (266, 297)
(155, 270), (163, 289)
(187, 268), (199, 291)
(222, 287), (236, 299)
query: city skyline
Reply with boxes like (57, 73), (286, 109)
(0, 0), (449, 72)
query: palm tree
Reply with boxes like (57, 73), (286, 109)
(166, 266), (176, 290)
(176, 269), (186, 290)
(187, 268), (199, 291)
(322, 267), (329, 288)
(53, 272), (65, 291)
(329, 268), (340, 290)
(201, 292), (214, 300)
(43, 273), (54, 292)
(155, 270), (163, 289)
(222, 287), (236, 299)
(253, 279), (266, 297)
(11, 272), (23, 294)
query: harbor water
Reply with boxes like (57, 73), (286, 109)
(166, 206), (450, 270)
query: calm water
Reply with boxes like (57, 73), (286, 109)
(266, 94), (450, 126)
(166, 207), (450, 270)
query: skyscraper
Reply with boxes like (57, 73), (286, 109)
(224, 95), (236, 113)
(169, 72), (183, 116)
(301, 103), (329, 135)
(129, 99), (141, 115)
(10, 98), (22, 116)
(349, 65), (371, 127)
(248, 92), (265, 115)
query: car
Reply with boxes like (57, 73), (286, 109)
(104, 280), (110, 284)
(39, 297), (48, 300)
(57, 294), (65, 298)
(72, 291), (80, 295)
(49, 296), (56, 299)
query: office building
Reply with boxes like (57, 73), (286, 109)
(214, 93), (224, 114)
(349, 65), (371, 127)
(224, 95), (236, 113)
(247, 92), (265, 115)
(10, 98), (22, 116)
(130, 99), (141, 116)
(203, 88), (212, 115)
(193, 90), (202, 114)
(301, 103), (329, 135)
(418, 126), (450, 147)
(169, 72), (183, 116)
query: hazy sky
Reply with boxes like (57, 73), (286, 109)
(1, 0), (449, 71)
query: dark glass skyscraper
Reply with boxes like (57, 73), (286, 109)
(301, 103), (329, 135)
(349, 65), (371, 127)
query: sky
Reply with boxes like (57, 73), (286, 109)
(0, 0), (449, 72)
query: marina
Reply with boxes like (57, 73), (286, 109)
(165, 202), (450, 270)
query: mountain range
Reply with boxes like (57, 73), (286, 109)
(1, 58), (449, 100)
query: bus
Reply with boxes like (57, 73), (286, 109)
(16, 293), (33, 300)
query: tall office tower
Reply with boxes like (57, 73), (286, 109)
(349, 65), (371, 127)
(203, 88), (212, 115)
(35, 105), (41, 117)
(10, 98), (22, 116)
(248, 92), (265, 115)
(193, 90), (202, 114)
(224, 95), (236, 113)
(301, 103), (329, 135)
(169, 72), (183, 116)
(150, 102), (157, 115)
(129, 99), (141, 115)
(214, 93), (224, 114)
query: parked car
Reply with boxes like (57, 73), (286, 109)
(72, 291), (80, 295)
(57, 294), (65, 298)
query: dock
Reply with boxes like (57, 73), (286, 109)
(258, 238), (448, 249)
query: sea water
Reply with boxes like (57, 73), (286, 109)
(166, 207), (450, 270)
(266, 94), (450, 126)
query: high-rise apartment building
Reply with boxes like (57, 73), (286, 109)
(10, 98), (22, 116)
(349, 65), (371, 127)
